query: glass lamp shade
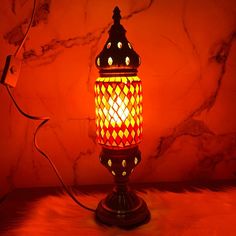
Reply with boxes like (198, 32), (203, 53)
(95, 76), (143, 148)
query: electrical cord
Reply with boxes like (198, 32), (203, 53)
(4, 0), (96, 212)
(6, 87), (95, 212)
(14, 0), (37, 58)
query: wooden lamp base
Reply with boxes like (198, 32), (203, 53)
(95, 147), (150, 228)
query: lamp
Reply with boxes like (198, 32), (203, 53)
(94, 7), (150, 227)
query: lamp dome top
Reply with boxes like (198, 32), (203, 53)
(95, 6), (140, 77)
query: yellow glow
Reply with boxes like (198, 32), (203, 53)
(107, 85), (113, 94)
(108, 159), (112, 167)
(122, 77), (127, 83)
(131, 108), (135, 117)
(115, 86), (121, 95)
(123, 85), (128, 95)
(117, 42), (122, 48)
(106, 130), (110, 139)
(112, 130), (117, 139)
(124, 129), (129, 138)
(104, 119), (109, 128)
(97, 57), (100, 66)
(125, 57), (130, 65)
(122, 160), (126, 167)
(108, 57), (113, 65)
(101, 85), (106, 93)
(125, 119), (130, 127)
(137, 129), (140, 136)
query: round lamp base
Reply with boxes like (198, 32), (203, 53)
(95, 190), (150, 228)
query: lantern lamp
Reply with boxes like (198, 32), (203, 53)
(94, 7), (150, 227)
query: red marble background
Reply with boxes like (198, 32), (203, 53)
(0, 0), (236, 197)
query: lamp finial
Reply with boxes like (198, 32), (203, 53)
(113, 6), (121, 24)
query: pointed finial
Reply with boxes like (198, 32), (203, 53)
(112, 6), (121, 24)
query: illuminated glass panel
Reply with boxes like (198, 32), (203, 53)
(94, 76), (143, 148)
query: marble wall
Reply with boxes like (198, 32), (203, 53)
(1, 0), (236, 196)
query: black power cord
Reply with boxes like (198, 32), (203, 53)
(2, 0), (96, 212)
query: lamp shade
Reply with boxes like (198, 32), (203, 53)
(95, 76), (143, 148)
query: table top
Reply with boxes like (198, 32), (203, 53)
(1, 181), (236, 235)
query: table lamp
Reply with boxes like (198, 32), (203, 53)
(94, 6), (150, 227)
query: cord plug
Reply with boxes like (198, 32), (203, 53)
(1, 55), (22, 88)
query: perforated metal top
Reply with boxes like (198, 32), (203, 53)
(95, 7), (141, 77)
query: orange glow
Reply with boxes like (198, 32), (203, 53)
(95, 76), (143, 148)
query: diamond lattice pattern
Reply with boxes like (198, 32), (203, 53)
(95, 76), (143, 148)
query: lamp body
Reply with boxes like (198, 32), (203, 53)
(94, 7), (150, 228)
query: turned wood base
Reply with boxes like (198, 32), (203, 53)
(96, 189), (150, 228)
(95, 146), (150, 228)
